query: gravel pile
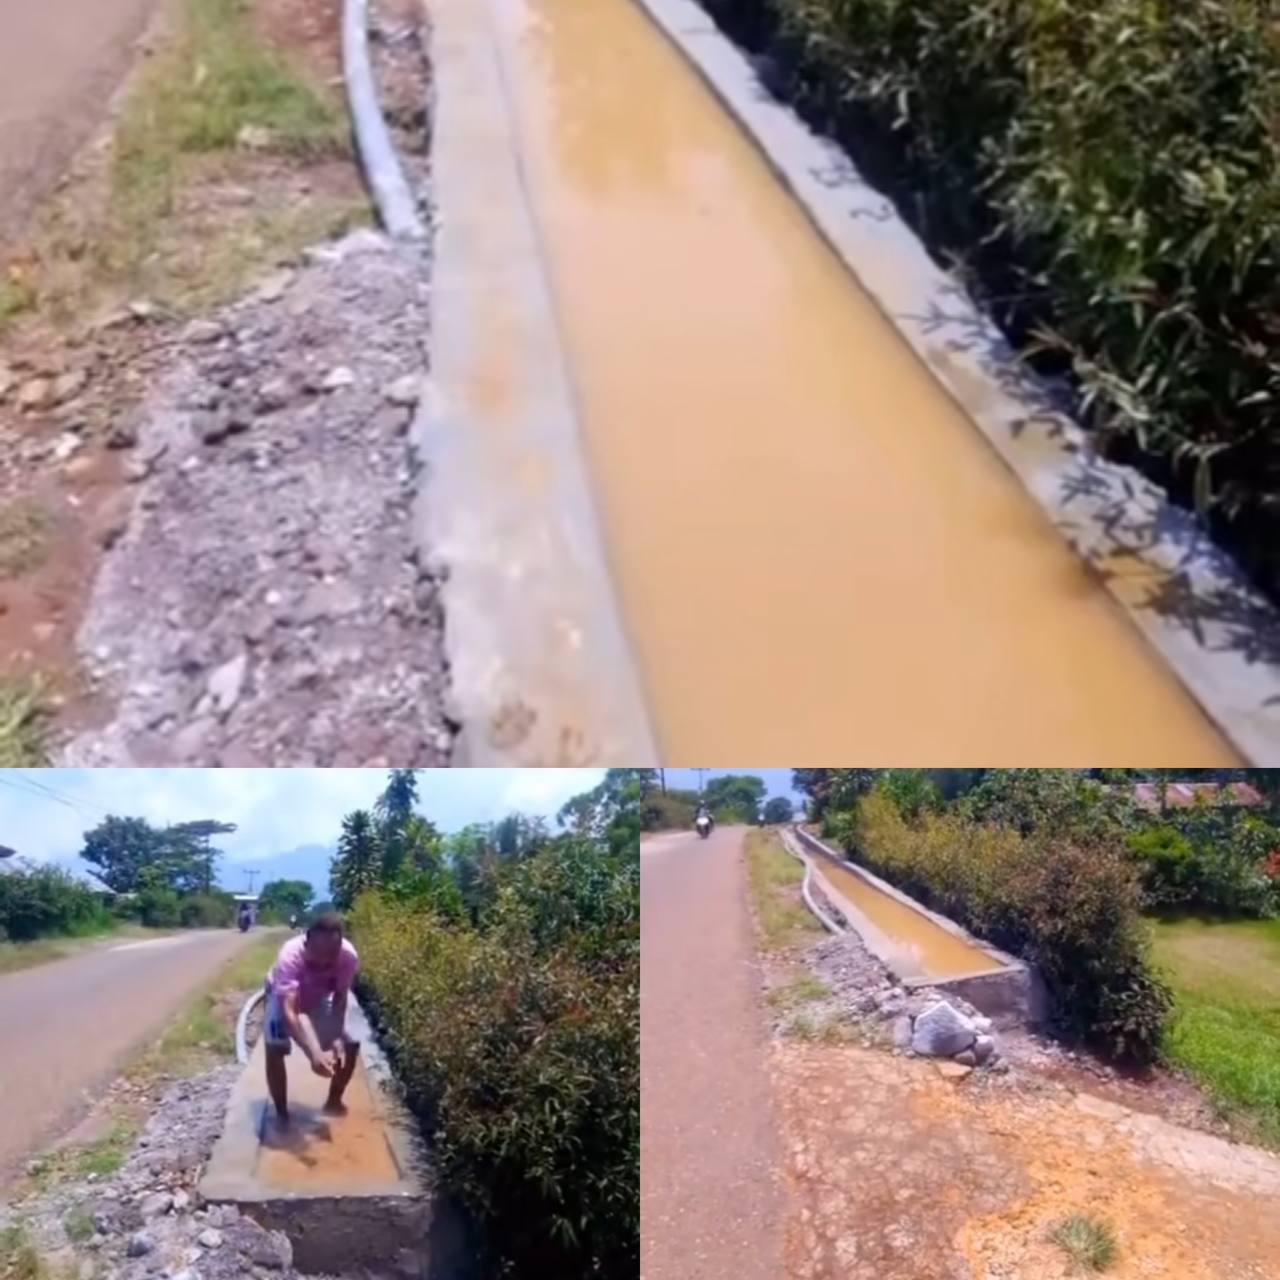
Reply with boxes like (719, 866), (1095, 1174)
(1, 1066), (305, 1280)
(59, 230), (455, 765)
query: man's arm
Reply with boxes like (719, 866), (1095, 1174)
(280, 987), (332, 1072)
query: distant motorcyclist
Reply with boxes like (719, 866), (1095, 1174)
(694, 801), (713, 839)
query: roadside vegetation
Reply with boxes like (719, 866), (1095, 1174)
(793, 769), (1280, 1133)
(744, 829), (822, 950)
(705, 0), (1280, 606)
(0, 812), (304, 972)
(640, 773), (790, 830)
(1048, 1212), (1119, 1274)
(337, 770), (642, 1280)
(2, 0), (364, 333)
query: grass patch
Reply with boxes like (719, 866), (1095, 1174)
(0, 1224), (42, 1280)
(743, 830), (822, 950)
(109, 0), (347, 254)
(0, 275), (36, 334)
(0, 502), (51, 580)
(1151, 916), (1280, 1147)
(26, 1123), (136, 1193)
(1048, 1212), (1118, 1273)
(11, 0), (366, 328)
(766, 973), (830, 1011)
(126, 929), (282, 1079)
(0, 678), (49, 767)
(61, 1209), (94, 1246)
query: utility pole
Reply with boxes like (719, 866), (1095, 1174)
(245, 869), (260, 894)
(695, 768), (707, 797)
(659, 768), (666, 794)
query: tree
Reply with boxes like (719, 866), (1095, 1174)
(259, 879), (315, 921)
(80, 816), (206, 894)
(330, 810), (383, 911)
(791, 770), (879, 820)
(878, 770), (943, 819)
(557, 769), (650, 857)
(763, 796), (794, 825)
(375, 769), (420, 879)
(704, 775), (767, 823)
(170, 819), (236, 893)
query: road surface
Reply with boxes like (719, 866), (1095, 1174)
(0, 0), (159, 241)
(0, 929), (252, 1183)
(640, 827), (785, 1280)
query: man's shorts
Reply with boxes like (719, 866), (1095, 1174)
(263, 985), (357, 1055)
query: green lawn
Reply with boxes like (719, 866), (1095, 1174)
(1150, 916), (1280, 1148)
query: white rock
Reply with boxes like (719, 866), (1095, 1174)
(171, 1190), (190, 1211)
(17, 377), (53, 410)
(51, 432), (83, 461)
(383, 374), (422, 407)
(970, 1014), (993, 1034)
(198, 1229), (223, 1249)
(206, 653), (247, 714)
(973, 1034), (998, 1065)
(321, 365), (355, 392)
(891, 1015), (913, 1050)
(910, 1000), (976, 1057)
(139, 1191), (172, 1218)
(126, 1232), (154, 1258)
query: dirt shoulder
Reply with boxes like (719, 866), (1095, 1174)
(0, 0), (440, 764)
(747, 831), (1280, 1279)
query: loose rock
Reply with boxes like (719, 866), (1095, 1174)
(910, 1001), (976, 1057)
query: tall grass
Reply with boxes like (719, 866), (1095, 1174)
(706, 0), (1280, 603)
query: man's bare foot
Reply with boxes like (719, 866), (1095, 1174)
(322, 1098), (348, 1116)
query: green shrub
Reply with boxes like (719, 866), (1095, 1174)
(849, 791), (1171, 1060)
(0, 864), (108, 941)
(179, 891), (235, 928)
(349, 835), (638, 1278)
(136, 886), (181, 927)
(876, 770), (943, 820)
(1129, 807), (1278, 915)
(704, 0), (1280, 603)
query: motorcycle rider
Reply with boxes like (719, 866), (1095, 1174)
(695, 799), (713, 835)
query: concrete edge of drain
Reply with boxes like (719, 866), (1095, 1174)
(794, 828), (1047, 1026)
(635, 0), (1280, 765)
(410, 0), (660, 767)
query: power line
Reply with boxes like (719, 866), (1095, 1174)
(0, 771), (111, 817)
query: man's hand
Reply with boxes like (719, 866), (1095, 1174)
(308, 1048), (336, 1078)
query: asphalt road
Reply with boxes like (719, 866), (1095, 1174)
(640, 827), (786, 1280)
(0, 929), (251, 1184)
(0, 0), (159, 242)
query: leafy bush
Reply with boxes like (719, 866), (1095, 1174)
(350, 834), (638, 1278)
(136, 886), (181, 927)
(641, 789), (699, 831)
(1130, 805), (1278, 916)
(876, 770), (942, 820)
(0, 864), (109, 941)
(178, 891), (234, 928)
(704, 0), (1280, 603)
(763, 795), (795, 824)
(850, 790), (1171, 1060)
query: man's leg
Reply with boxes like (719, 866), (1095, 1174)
(324, 1037), (360, 1114)
(265, 1045), (290, 1122)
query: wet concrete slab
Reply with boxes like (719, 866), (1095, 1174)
(200, 1002), (458, 1275)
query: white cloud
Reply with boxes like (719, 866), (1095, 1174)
(0, 768), (606, 866)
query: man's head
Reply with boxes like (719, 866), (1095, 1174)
(303, 910), (345, 967)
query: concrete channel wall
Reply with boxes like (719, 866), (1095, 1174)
(793, 828), (1048, 1027)
(412, 0), (658, 766)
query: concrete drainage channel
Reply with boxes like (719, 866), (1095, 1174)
(781, 827), (1047, 1029)
(206, 990), (471, 1277)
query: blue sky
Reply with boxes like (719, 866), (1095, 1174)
(661, 768), (801, 804)
(0, 769), (605, 889)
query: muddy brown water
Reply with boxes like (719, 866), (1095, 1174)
(256, 1054), (400, 1191)
(814, 854), (996, 980)
(482, 0), (1239, 762)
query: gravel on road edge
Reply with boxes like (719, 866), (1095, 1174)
(58, 230), (455, 765)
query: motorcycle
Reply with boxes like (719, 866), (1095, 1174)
(695, 813), (712, 840)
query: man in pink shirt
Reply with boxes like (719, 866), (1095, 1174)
(263, 910), (361, 1123)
